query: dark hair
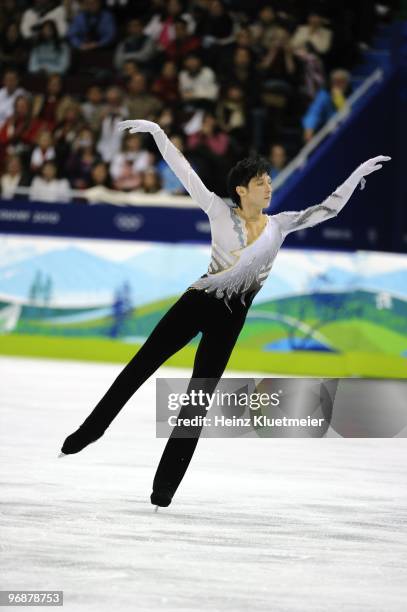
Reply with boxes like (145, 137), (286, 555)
(227, 154), (271, 208)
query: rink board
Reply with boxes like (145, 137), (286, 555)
(0, 234), (406, 378)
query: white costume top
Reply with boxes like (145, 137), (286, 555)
(118, 121), (390, 311)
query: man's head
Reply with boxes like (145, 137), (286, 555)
(127, 19), (144, 37)
(307, 11), (325, 29)
(128, 73), (146, 95)
(174, 18), (188, 39)
(105, 86), (123, 106)
(329, 68), (350, 93)
(3, 69), (19, 93)
(183, 53), (202, 75)
(41, 161), (57, 181)
(47, 73), (62, 95)
(227, 155), (272, 209)
(269, 143), (287, 169)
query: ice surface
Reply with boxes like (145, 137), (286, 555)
(1, 356), (407, 612)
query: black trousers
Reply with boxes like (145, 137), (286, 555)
(67, 288), (252, 501)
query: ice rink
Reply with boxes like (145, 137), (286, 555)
(1, 356), (407, 612)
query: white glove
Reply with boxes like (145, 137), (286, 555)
(354, 155), (391, 177)
(351, 155), (391, 191)
(117, 119), (161, 135)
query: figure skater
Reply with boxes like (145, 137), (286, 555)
(60, 118), (390, 508)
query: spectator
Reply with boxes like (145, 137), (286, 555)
(139, 168), (165, 194)
(222, 47), (260, 107)
(68, 0), (116, 51)
(0, 95), (44, 164)
(0, 69), (25, 126)
(30, 129), (56, 174)
(196, 0), (235, 59)
(144, 0), (195, 48)
(250, 5), (281, 50)
(97, 86), (128, 162)
(257, 27), (302, 89)
(53, 101), (85, 159)
(155, 133), (187, 195)
(29, 160), (71, 202)
(110, 132), (152, 191)
(119, 59), (141, 83)
(268, 143), (288, 179)
(216, 83), (247, 148)
(0, 0), (23, 33)
(186, 111), (233, 194)
(151, 61), (179, 105)
(89, 161), (112, 188)
(233, 27), (263, 62)
(187, 111), (230, 156)
(291, 11), (333, 58)
(65, 127), (101, 189)
(156, 107), (176, 133)
(256, 26), (302, 115)
(80, 85), (104, 131)
(0, 154), (29, 199)
(293, 42), (325, 102)
(164, 18), (200, 66)
(28, 20), (71, 75)
(32, 73), (75, 130)
(20, 0), (68, 40)
(125, 73), (163, 121)
(114, 18), (155, 70)
(302, 68), (351, 142)
(179, 53), (219, 106)
(0, 22), (28, 70)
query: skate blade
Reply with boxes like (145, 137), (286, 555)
(58, 452), (67, 458)
(154, 505), (159, 513)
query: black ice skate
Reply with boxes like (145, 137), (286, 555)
(60, 426), (104, 455)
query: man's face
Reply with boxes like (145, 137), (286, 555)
(128, 20), (143, 36)
(331, 76), (348, 92)
(185, 57), (200, 73)
(129, 74), (145, 94)
(238, 173), (272, 207)
(270, 145), (286, 168)
(4, 71), (18, 92)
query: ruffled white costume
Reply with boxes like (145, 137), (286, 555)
(118, 120), (390, 310)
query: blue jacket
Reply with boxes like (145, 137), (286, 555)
(68, 10), (116, 49)
(302, 89), (337, 131)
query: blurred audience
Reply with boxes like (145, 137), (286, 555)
(97, 86), (128, 162)
(68, 0), (116, 51)
(139, 168), (165, 195)
(291, 10), (333, 58)
(30, 128), (56, 173)
(0, 22), (28, 70)
(151, 61), (179, 105)
(20, 0), (68, 40)
(302, 68), (351, 142)
(114, 18), (155, 70)
(268, 143), (288, 179)
(29, 160), (71, 202)
(0, 153), (29, 198)
(32, 74), (74, 130)
(110, 132), (152, 191)
(125, 73), (163, 120)
(28, 20), (71, 74)
(179, 54), (219, 107)
(0, 69), (25, 125)
(0, 1), (387, 203)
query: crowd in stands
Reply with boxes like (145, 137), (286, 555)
(0, 0), (396, 203)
